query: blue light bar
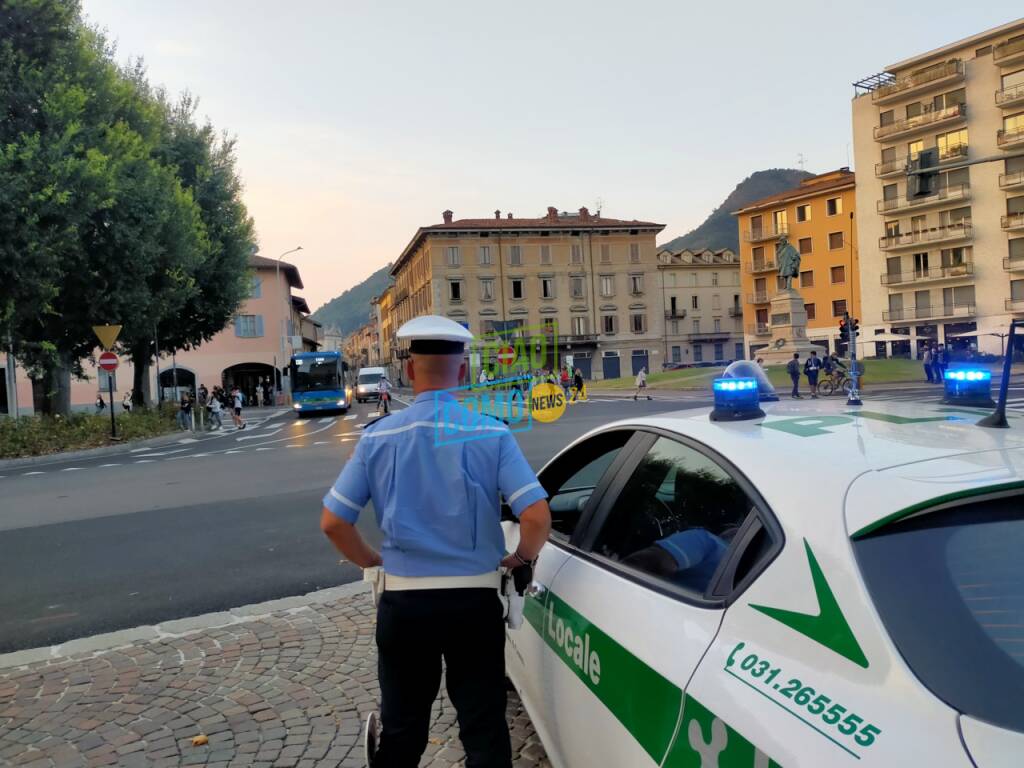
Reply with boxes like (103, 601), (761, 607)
(712, 379), (758, 392)
(944, 369), (991, 382)
(942, 367), (995, 408)
(710, 377), (764, 422)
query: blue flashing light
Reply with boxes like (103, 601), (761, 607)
(710, 377), (764, 422)
(713, 378), (758, 392)
(942, 367), (995, 408)
(944, 369), (991, 382)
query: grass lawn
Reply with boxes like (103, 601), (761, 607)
(589, 357), (1018, 392)
(0, 408), (178, 459)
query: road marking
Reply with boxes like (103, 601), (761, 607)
(340, 435), (358, 441)
(255, 447), (276, 451)
(238, 429), (280, 441)
(22, 471), (45, 476)
(318, 417), (335, 425)
(60, 467), (82, 472)
(286, 444), (301, 448)
(134, 448), (188, 458)
(130, 447), (152, 453)
(225, 449), (245, 454)
(344, 414), (357, 420)
(177, 437), (199, 444)
(99, 463), (121, 468)
(264, 423), (280, 429)
(313, 440), (329, 445)
(134, 460), (155, 464)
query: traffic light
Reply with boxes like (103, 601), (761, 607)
(839, 318), (847, 337)
(908, 147), (939, 198)
(851, 318), (860, 338)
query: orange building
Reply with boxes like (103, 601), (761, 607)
(734, 169), (861, 358)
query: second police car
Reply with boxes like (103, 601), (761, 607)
(502, 375), (1024, 767)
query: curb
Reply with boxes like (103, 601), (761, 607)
(0, 581), (372, 671)
(0, 431), (187, 471)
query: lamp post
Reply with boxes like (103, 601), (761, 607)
(274, 246), (303, 400)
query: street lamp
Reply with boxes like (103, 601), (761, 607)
(274, 246), (303, 398)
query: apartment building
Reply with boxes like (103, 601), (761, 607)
(734, 169), (860, 358)
(657, 248), (743, 366)
(852, 18), (1024, 357)
(388, 207), (666, 379)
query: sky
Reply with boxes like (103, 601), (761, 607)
(82, 0), (1021, 312)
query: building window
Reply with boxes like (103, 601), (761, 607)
(670, 320), (679, 334)
(542, 318), (557, 335)
(602, 315), (617, 335)
(832, 299), (847, 317)
(711, 294), (721, 310)
(540, 245), (551, 265)
(448, 280), (463, 301)
(830, 265), (846, 284)
(629, 274), (644, 295)
(572, 316), (588, 335)
(446, 246), (460, 267)
(599, 244), (611, 264)
(600, 275), (614, 297)
(751, 246), (765, 269)
(250, 277), (262, 298)
(805, 303), (816, 320)
(828, 231), (844, 250)
(714, 342), (724, 361)
(798, 237), (812, 255)
(478, 245), (491, 266)
(938, 127), (969, 160)
(800, 270), (814, 288)
(713, 318), (721, 332)
(630, 313), (646, 334)
(570, 277), (585, 298)
(879, 109), (894, 126)
(692, 318), (700, 333)
(509, 245), (522, 266)
(630, 243), (640, 263)
(480, 278), (494, 301)
(691, 295), (699, 310)
(711, 272), (719, 286)
(234, 314), (264, 338)
(772, 209), (788, 233)
(98, 369), (117, 392)
(796, 204), (811, 222)
(826, 197), (842, 216)
(510, 278), (524, 300)
(571, 244), (583, 264)
(541, 277), (555, 299)
(671, 345), (681, 362)
(693, 344), (703, 362)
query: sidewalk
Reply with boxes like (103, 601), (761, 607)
(0, 584), (550, 768)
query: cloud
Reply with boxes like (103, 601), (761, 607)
(154, 39), (200, 58)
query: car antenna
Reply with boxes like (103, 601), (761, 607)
(977, 319), (1020, 429)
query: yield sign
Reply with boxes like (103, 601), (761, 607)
(98, 351), (119, 372)
(92, 324), (122, 351)
(497, 345), (517, 366)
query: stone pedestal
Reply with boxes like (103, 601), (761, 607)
(758, 288), (827, 365)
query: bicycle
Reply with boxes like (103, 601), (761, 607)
(819, 370), (850, 396)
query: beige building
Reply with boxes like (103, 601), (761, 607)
(852, 18), (1024, 357)
(656, 248), (744, 366)
(388, 207), (666, 379)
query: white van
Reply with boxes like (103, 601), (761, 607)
(355, 366), (387, 403)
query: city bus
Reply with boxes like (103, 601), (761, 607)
(289, 350), (349, 416)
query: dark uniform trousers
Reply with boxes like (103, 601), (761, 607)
(373, 587), (512, 768)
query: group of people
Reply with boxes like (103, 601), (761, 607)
(95, 389), (135, 413)
(784, 350), (846, 399)
(179, 384), (247, 431)
(921, 344), (950, 384)
(475, 365), (588, 402)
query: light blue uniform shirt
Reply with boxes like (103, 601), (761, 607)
(323, 391), (547, 577)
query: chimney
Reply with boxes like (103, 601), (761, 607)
(442, 209), (453, 224)
(495, 210), (501, 219)
(579, 206), (590, 222)
(546, 206), (558, 221)
(507, 212), (513, 219)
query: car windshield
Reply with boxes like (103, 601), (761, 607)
(358, 372), (382, 386)
(854, 493), (1024, 732)
(291, 358), (339, 391)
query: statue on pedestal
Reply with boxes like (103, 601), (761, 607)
(776, 235), (801, 290)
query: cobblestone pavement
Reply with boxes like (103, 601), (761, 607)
(0, 586), (550, 768)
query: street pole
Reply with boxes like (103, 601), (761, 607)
(846, 311), (862, 406)
(154, 325), (162, 407)
(5, 329), (18, 418)
(109, 373), (117, 439)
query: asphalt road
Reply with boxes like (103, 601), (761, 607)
(0, 394), (698, 652)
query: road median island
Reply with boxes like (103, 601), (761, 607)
(0, 408), (178, 461)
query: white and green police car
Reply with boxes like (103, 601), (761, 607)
(503, 387), (1024, 767)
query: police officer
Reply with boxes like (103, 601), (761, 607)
(320, 315), (552, 768)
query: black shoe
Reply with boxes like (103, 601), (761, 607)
(364, 712), (379, 767)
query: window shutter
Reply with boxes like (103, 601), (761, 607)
(255, 315), (264, 337)
(234, 317), (242, 337)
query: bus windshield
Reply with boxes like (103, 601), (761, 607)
(291, 357), (340, 392)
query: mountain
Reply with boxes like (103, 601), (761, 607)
(312, 263), (393, 335)
(659, 168), (814, 253)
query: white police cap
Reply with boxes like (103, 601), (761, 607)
(397, 315), (474, 354)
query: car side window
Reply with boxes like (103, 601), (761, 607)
(540, 431), (633, 540)
(590, 436), (756, 597)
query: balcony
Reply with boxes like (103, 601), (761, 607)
(999, 171), (1024, 191)
(882, 303), (975, 322)
(744, 225), (788, 243)
(880, 262), (974, 287)
(878, 222), (972, 251)
(746, 323), (771, 337)
(875, 156), (908, 178)
(1007, 298), (1024, 313)
(744, 259), (777, 274)
(665, 309), (688, 320)
(557, 334), (598, 346)
(872, 60), (964, 104)
(1002, 212), (1024, 231)
(746, 292), (770, 305)
(728, 306), (743, 317)
(1005, 256), (1024, 272)
(938, 143), (969, 163)
(998, 126), (1024, 149)
(994, 37), (1024, 67)
(996, 82), (1024, 109)
(873, 103), (966, 141)
(876, 182), (970, 214)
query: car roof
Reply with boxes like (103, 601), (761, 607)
(583, 398), (1024, 538)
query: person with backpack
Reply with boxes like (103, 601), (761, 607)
(804, 350), (822, 399)
(177, 392), (193, 430)
(208, 393), (224, 430)
(786, 353), (802, 399)
(231, 385), (246, 430)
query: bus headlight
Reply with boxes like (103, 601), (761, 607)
(337, 400), (346, 406)
(293, 403), (302, 410)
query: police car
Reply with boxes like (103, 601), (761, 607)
(502, 375), (1024, 767)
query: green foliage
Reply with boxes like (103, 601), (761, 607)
(311, 264), (393, 336)
(0, 409), (177, 459)
(659, 169), (814, 253)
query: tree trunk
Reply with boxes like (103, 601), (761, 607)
(41, 355), (72, 417)
(131, 346), (151, 408)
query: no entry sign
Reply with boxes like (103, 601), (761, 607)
(98, 351), (119, 372)
(497, 346), (517, 366)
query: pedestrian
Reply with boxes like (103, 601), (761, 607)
(122, 390), (133, 413)
(177, 392), (192, 430)
(633, 366), (651, 401)
(804, 350), (822, 398)
(208, 394), (224, 430)
(786, 353), (802, 399)
(95, 393), (106, 413)
(922, 346), (934, 383)
(478, 368), (487, 388)
(377, 373), (391, 415)
(320, 315), (551, 768)
(571, 367), (586, 402)
(256, 380), (264, 408)
(231, 385), (246, 430)
(559, 366), (570, 399)
(755, 357), (765, 369)
(198, 384), (209, 407)
(936, 344), (948, 382)
(930, 345), (942, 383)
(822, 352), (834, 377)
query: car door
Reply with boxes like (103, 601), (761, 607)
(503, 428), (641, 758)
(541, 430), (776, 768)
